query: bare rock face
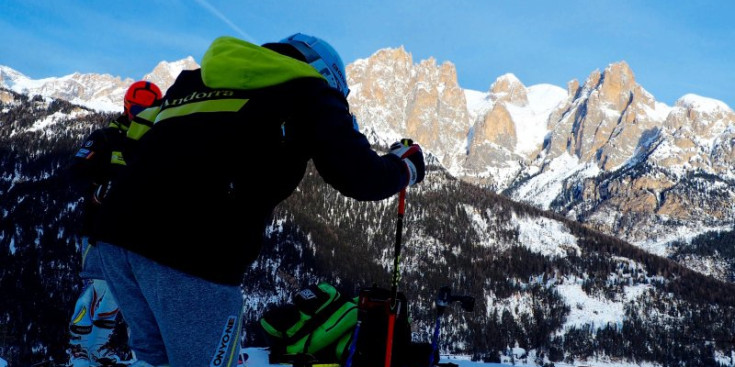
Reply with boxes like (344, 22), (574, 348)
(482, 74), (526, 149)
(655, 95), (735, 175)
(598, 62), (637, 111)
(544, 62), (663, 170)
(461, 74), (530, 188)
(30, 73), (134, 111)
(477, 103), (517, 149)
(0, 89), (14, 104)
(347, 47), (470, 170)
(502, 61), (735, 280)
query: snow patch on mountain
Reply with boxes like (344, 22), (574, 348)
(510, 84), (566, 156)
(24, 112), (70, 135)
(526, 84), (568, 114)
(465, 204), (499, 249)
(24, 109), (92, 134)
(0, 65), (30, 89)
(676, 93), (732, 112)
(1, 67), (29, 88)
(512, 153), (601, 210)
(649, 100), (674, 121)
(464, 89), (492, 121)
(637, 224), (735, 257)
(512, 214), (579, 258)
(464, 83), (566, 158)
(556, 279), (652, 330)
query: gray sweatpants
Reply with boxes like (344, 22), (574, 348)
(97, 242), (243, 367)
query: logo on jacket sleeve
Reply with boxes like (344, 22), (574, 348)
(75, 148), (94, 159)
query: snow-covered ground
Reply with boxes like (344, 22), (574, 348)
(242, 347), (664, 367)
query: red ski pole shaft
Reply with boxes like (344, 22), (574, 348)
(386, 139), (412, 367)
(386, 187), (406, 367)
(390, 188), (406, 298)
(384, 309), (397, 367)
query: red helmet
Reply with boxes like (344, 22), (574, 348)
(124, 81), (162, 119)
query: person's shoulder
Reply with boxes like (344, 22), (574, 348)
(165, 69), (204, 97)
(85, 127), (108, 139)
(286, 76), (330, 90)
(174, 68), (202, 84)
(282, 77), (345, 102)
(92, 118), (127, 140)
(100, 126), (126, 136)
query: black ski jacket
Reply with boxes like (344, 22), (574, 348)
(69, 116), (129, 238)
(93, 37), (409, 285)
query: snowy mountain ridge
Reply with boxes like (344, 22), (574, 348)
(2, 80), (735, 366)
(1, 48), (734, 282)
(346, 50), (735, 281)
(0, 57), (198, 113)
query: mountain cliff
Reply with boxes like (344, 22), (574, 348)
(503, 63), (735, 280)
(345, 50), (734, 281)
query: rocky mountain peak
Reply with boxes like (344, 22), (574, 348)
(507, 62), (734, 270)
(597, 61), (636, 111)
(566, 79), (581, 99)
(655, 94), (735, 175)
(347, 47), (469, 170)
(674, 94), (733, 125)
(666, 94), (734, 139)
(368, 46), (414, 66)
(143, 56), (199, 93)
(0, 66), (27, 88)
(490, 73), (528, 106)
(542, 61), (663, 170)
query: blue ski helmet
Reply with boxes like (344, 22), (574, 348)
(279, 33), (350, 98)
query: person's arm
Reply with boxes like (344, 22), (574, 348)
(68, 129), (112, 185)
(307, 88), (424, 201)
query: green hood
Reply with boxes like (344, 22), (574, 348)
(201, 36), (325, 90)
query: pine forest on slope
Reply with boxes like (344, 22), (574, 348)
(1, 88), (735, 366)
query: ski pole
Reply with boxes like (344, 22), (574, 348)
(429, 287), (451, 367)
(386, 138), (410, 367)
(390, 138), (412, 301)
(390, 187), (406, 298)
(384, 188), (405, 367)
(429, 287), (476, 367)
(385, 139), (413, 367)
(428, 312), (442, 367)
(344, 320), (361, 367)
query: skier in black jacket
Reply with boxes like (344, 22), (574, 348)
(67, 81), (162, 366)
(92, 33), (425, 366)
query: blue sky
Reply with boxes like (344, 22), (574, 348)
(1, 0), (734, 106)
